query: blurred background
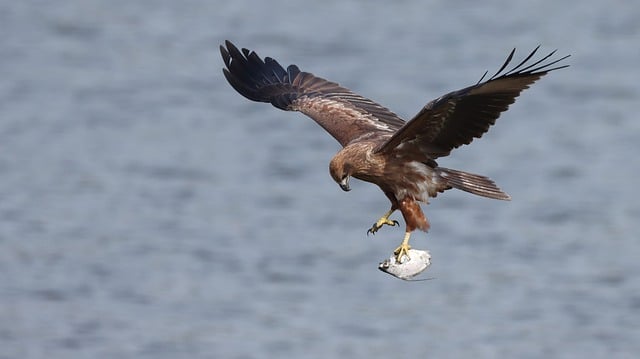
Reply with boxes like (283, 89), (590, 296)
(1, 0), (639, 358)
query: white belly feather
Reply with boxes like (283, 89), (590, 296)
(391, 161), (444, 202)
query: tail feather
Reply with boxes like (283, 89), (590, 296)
(436, 167), (511, 200)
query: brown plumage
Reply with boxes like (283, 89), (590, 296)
(220, 40), (569, 261)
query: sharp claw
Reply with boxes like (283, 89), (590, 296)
(366, 214), (398, 235)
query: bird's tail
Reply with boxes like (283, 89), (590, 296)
(436, 167), (511, 200)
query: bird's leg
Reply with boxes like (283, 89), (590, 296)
(367, 209), (398, 235)
(392, 197), (428, 262)
(393, 232), (412, 262)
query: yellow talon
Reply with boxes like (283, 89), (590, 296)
(367, 209), (398, 235)
(393, 232), (412, 262)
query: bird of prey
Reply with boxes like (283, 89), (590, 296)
(220, 40), (568, 262)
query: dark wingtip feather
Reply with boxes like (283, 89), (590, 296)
(475, 70), (489, 85)
(224, 40), (241, 58)
(487, 46), (570, 82)
(287, 65), (301, 80)
(508, 45), (541, 74)
(220, 40), (299, 108)
(526, 53), (571, 73)
(489, 48), (516, 80)
(220, 44), (231, 67)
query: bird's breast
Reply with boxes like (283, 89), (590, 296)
(385, 161), (443, 202)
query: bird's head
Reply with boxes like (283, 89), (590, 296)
(329, 155), (352, 192)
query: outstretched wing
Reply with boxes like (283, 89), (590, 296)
(221, 40), (405, 147)
(375, 47), (570, 157)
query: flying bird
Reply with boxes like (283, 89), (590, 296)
(220, 40), (568, 262)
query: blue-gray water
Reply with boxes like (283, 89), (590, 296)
(2, 1), (639, 358)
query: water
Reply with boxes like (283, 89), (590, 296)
(1, 1), (639, 358)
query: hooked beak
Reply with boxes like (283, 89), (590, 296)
(339, 176), (351, 192)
